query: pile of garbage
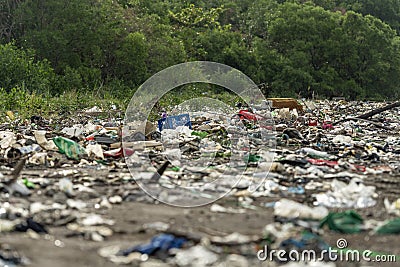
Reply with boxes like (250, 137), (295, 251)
(0, 100), (400, 266)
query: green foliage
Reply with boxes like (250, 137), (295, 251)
(0, 86), (127, 122)
(0, 0), (399, 102)
(0, 42), (55, 94)
(312, 0), (400, 34)
(169, 4), (228, 30)
(254, 2), (400, 99)
(114, 32), (148, 86)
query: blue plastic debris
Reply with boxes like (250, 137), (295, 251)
(158, 118), (167, 132)
(287, 186), (305, 194)
(158, 114), (192, 131)
(118, 234), (187, 256)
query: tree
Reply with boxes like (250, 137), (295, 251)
(10, 0), (129, 87)
(310, 0), (400, 34)
(252, 2), (400, 99)
(0, 0), (23, 43)
(0, 42), (55, 93)
(114, 32), (148, 86)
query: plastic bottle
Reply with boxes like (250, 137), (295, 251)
(53, 136), (86, 160)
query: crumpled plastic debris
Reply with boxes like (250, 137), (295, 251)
(118, 234), (186, 256)
(0, 131), (16, 149)
(174, 245), (218, 267)
(274, 199), (328, 220)
(61, 125), (85, 138)
(314, 179), (377, 208)
(320, 210), (364, 234)
(85, 144), (104, 159)
(34, 130), (58, 151)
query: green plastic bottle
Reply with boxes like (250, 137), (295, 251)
(53, 136), (86, 160)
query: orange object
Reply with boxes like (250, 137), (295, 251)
(267, 98), (303, 111)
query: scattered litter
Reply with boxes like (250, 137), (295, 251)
(274, 199), (328, 220)
(1, 100), (399, 266)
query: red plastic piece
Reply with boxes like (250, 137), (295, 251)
(237, 110), (263, 121)
(322, 121), (333, 129)
(104, 148), (134, 158)
(307, 159), (338, 167)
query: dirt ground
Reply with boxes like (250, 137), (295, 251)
(1, 165), (399, 267)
